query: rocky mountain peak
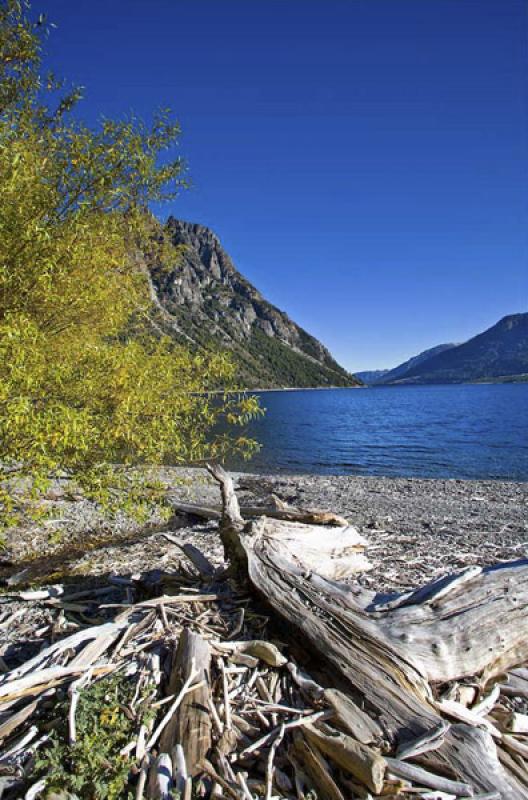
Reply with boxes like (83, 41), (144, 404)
(150, 218), (359, 389)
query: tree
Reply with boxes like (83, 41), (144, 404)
(0, 0), (261, 532)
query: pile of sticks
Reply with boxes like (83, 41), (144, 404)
(1, 465), (528, 799)
(0, 555), (527, 800)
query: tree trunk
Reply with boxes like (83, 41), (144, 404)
(208, 465), (528, 799)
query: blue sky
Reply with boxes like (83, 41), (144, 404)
(41, 0), (527, 371)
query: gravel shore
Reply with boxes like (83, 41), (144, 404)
(236, 471), (528, 592)
(2, 468), (527, 594)
(1, 468), (526, 671)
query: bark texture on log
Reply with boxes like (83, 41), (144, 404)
(159, 629), (212, 777)
(208, 465), (528, 799)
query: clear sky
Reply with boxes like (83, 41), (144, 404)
(41, 0), (527, 371)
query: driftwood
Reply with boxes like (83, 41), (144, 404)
(208, 463), (528, 799)
(323, 688), (383, 745)
(1, 465), (528, 799)
(161, 533), (217, 579)
(147, 753), (173, 799)
(289, 731), (345, 800)
(303, 721), (386, 792)
(158, 629), (212, 777)
(169, 499), (349, 527)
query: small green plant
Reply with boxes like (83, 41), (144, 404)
(36, 672), (154, 799)
(47, 529), (63, 546)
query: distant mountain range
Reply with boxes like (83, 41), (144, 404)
(356, 314), (528, 385)
(148, 219), (360, 389)
(353, 369), (390, 385)
(356, 344), (457, 385)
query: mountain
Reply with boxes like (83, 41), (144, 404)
(391, 314), (528, 384)
(356, 345), (456, 385)
(358, 314), (528, 386)
(149, 219), (360, 389)
(354, 369), (389, 385)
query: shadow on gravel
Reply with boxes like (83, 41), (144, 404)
(0, 514), (194, 587)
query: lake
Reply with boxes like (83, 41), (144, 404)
(230, 383), (528, 480)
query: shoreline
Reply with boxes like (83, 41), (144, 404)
(229, 463), (528, 484)
(242, 384), (365, 392)
(247, 380), (528, 391)
(2, 467), (527, 596)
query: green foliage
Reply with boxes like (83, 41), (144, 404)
(0, 1), (40, 114)
(246, 329), (353, 388)
(167, 306), (355, 390)
(0, 1), (262, 535)
(36, 672), (153, 800)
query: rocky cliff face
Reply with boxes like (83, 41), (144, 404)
(150, 218), (359, 388)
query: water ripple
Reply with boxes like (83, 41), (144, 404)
(229, 384), (528, 480)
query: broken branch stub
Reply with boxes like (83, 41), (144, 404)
(206, 464), (247, 579)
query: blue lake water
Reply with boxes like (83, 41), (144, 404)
(230, 384), (528, 480)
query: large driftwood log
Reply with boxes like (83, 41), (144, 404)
(208, 464), (528, 799)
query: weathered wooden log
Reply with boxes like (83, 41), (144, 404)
(169, 499), (349, 526)
(303, 721), (386, 793)
(0, 699), (38, 743)
(217, 640), (287, 668)
(385, 754), (473, 795)
(323, 688), (383, 745)
(208, 464), (528, 799)
(289, 731), (345, 800)
(159, 629), (212, 777)
(206, 464), (371, 581)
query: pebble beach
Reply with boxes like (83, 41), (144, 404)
(2, 467), (527, 595)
